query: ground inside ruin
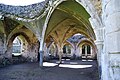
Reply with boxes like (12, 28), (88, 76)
(0, 59), (99, 80)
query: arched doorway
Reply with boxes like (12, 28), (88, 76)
(82, 44), (91, 59)
(6, 26), (40, 63)
(49, 42), (56, 58)
(62, 44), (72, 59)
(78, 39), (97, 60)
(12, 37), (22, 56)
(11, 35), (29, 63)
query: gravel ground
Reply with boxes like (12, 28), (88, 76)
(0, 59), (99, 80)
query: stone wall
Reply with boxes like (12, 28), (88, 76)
(102, 0), (120, 80)
(0, 34), (4, 54)
(0, 2), (45, 19)
(0, 34), (10, 67)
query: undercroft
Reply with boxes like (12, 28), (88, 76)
(0, 0), (120, 80)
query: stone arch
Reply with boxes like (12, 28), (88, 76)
(7, 33), (29, 55)
(63, 42), (74, 49)
(48, 42), (57, 57)
(62, 43), (72, 58)
(42, 0), (103, 45)
(77, 38), (95, 47)
(6, 25), (36, 45)
(78, 38), (97, 59)
(39, 0), (103, 66)
(5, 32), (30, 62)
(7, 32), (31, 47)
(6, 30), (39, 62)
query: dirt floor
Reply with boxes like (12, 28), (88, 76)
(0, 59), (99, 80)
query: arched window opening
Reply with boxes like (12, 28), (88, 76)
(82, 44), (91, 59)
(82, 45), (85, 55)
(63, 45), (66, 54)
(11, 34), (29, 63)
(49, 44), (56, 58)
(62, 45), (71, 59)
(87, 45), (91, 54)
(12, 37), (22, 57)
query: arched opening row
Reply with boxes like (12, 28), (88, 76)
(44, 34), (97, 61)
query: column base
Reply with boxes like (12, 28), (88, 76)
(39, 51), (44, 67)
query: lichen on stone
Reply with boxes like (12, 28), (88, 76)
(0, 1), (47, 20)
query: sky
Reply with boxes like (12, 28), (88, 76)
(0, 0), (45, 6)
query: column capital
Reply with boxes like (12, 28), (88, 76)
(94, 40), (104, 45)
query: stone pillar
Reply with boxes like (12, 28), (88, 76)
(47, 47), (50, 57)
(91, 46), (95, 59)
(43, 43), (50, 61)
(95, 41), (103, 63)
(80, 46), (82, 58)
(103, 0), (120, 80)
(95, 40), (103, 79)
(90, 46), (92, 57)
(57, 45), (63, 63)
(52, 43), (57, 57)
(54, 44), (58, 57)
(3, 33), (7, 54)
(0, 34), (4, 54)
(75, 47), (81, 59)
(71, 48), (74, 57)
(57, 43), (64, 63)
(39, 50), (43, 66)
(85, 45), (87, 58)
(39, 39), (44, 67)
(72, 48), (76, 60)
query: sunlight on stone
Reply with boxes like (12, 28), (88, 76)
(66, 59), (70, 61)
(82, 60), (87, 61)
(12, 53), (21, 56)
(88, 60), (93, 61)
(59, 64), (92, 69)
(82, 59), (93, 62)
(70, 62), (78, 65)
(43, 62), (58, 67)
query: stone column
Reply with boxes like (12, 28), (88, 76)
(103, 0), (120, 80)
(85, 45), (87, 58)
(54, 44), (58, 57)
(71, 48), (74, 57)
(47, 47), (50, 57)
(43, 43), (50, 61)
(90, 46), (92, 57)
(39, 50), (43, 66)
(95, 40), (104, 79)
(57, 45), (63, 63)
(95, 41), (103, 63)
(3, 33), (7, 54)
(59, 50), (62, 63)
(80, 46), (82, 58)
(39, 39), (44, 67)
(91, 46), (95, 59)
(76, 47), (81, 59)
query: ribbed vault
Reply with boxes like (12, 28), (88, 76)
(45, 0), (96, 46)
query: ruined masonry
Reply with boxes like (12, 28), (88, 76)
(0, 0), (120, 80)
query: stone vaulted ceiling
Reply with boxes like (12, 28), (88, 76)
(45, 0), (96, 45)
(0, 0), (102, 45)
